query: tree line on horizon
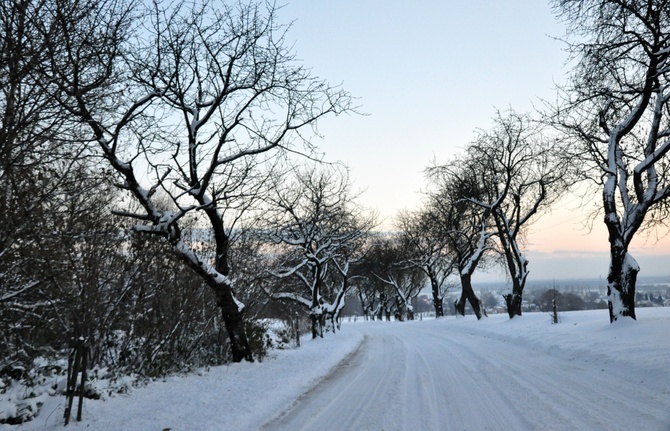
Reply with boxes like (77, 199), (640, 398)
(2, 0), (670, 418)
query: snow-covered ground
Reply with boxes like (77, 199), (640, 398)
(3, 308), (669, 431)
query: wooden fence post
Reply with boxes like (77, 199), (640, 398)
(64, 338), (90, 425)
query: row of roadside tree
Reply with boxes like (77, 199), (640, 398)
(2, 0), (670, 387)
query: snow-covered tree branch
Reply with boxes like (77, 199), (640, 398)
(395, 209), (456, 317)
(38, 0), (352, 361)
(550, 0), (670, 322)
(466, 110), (568, 318)
(425, 160), (496, 320)
(260, 164), (374, 337)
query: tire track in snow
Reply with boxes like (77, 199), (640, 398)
(262, 329), (408, 430)
(408, 324), (533, 430)
(415, 320), (668, 430)
(264, 322), (533, 430)
(261, 319), (670, 431)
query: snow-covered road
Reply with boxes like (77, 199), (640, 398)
(6, 309), (669, 431)
(264, 314), (670, 431)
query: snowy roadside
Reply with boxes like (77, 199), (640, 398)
(443, 307), (670, 373)
(4, 308), (669, 430)
(0, 327), (363, 431)
(262, 308), (670, 430)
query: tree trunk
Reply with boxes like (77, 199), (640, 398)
(455, 273), (482, 319)
(503, 279), (523, 318)
(205, 207), (253, 362)
(179, 243), (253, 363)
(310, 313), (324, 339)
(359, 290), (368, 320)
(430, 279), (444, 317)
(395, 298), (405, 322)
(607, 249), (639, 322)
(310, 314), (318, 339)
(503, 292), (522, 318)
(603, 190), (639, 322)
(325, 311), (339, 333)
(213, 287), (253, 363)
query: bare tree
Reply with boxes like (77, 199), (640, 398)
(1, 0), (66, 310)
(0, 0), (103, 371)
(466, 111), (567, 318)
(353, 235), (393, 321)
(369, 235), (426, 321)
(0, 164), (121, 370)
(395, 209), (455, 317)
(262, 165), (373, 338)
(426, 159), (495, 319)
(550, 0), (670, 322)
(38, 0), (351, 360)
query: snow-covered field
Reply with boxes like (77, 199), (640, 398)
(3, 308), (669, 431)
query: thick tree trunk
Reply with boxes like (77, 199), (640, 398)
(503, 292), (522, 318)
(430, 279), (444, 317)
(455, 274), (482, 319)
(206, 208), (253, 362)
(359, 290), (368, 320)
(503, 279), (523, 318)
(178, 243), (253, 363)
(491, 208), (529, 320)
(395, 298), (405, 322)
(603, 192), (639, 322)
(607, 249), (639, 322)
(213, 286), (253, 362)
(310, 314), (318, 339)
(310, 313), (324, 339)
(325, 311), (340, 333)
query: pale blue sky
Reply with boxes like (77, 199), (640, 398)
(278, 1), (567, 221)
(275, 1), (670, 281)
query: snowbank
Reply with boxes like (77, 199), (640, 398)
(0, 327), (363, 431)
(3, 308), (669, 431)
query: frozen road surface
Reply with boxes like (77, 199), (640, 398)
(263, 313), (670, 431)
(8, 309), (669, 431)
